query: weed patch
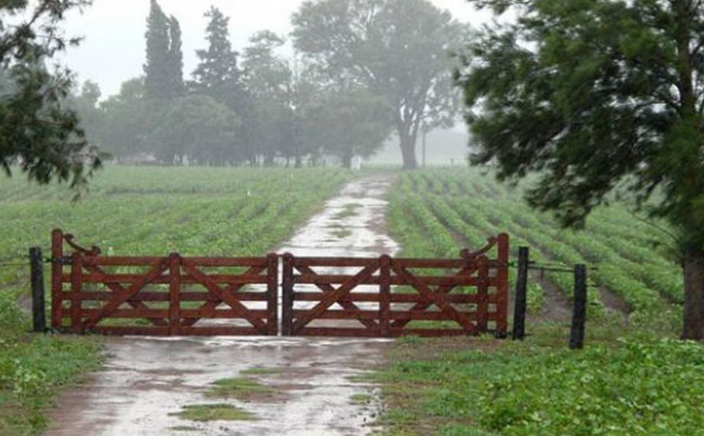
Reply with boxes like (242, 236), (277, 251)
(170, 403), (257, 422)
(0, 298), (103, 435)
(240, 367), (281, 376)
(206, 377), (274, 402)
(334, 203), (361, 219)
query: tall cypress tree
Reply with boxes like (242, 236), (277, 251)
(192, 6), (250, 161)
(191, 7), (244, 104)
(167, 16), (184, 98)
(143, 0), (183, 99)
(143, 0), (169, 99)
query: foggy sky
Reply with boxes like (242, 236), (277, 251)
(59, 0), (492, 98)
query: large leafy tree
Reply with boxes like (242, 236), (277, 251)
(97, 78), (152, 160)
(0, 0), (100, 188)
(457, 0), (704, 339)
(71, 80), (103, 150)
(242, 31), (295, 166)
(143, 0), (183, 100)
(304, 88), (392, 167)
(146, 94), (241, 166)
(292, 0), (461, 169)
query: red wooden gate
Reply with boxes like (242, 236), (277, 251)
(50, 230), (278, 336)
(50, 230), (509, 337)
(281, 234), (509, 337)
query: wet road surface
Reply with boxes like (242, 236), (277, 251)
(44, 175), (398, 436)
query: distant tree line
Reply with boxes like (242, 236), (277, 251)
(72, 0), (463, 169)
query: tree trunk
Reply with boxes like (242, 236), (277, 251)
(341, 150), (352, 169)
(682, 245), (704, 340)
(399, 133), (418, 170)
(264, 153), (275, 167)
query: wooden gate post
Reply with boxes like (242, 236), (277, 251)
(29, 247), (46, 333)
(379, 255), (392, 337)
(51, 229), (64, 330)
(512, 247), (529, 340)
(168, 253), (181, 336)
(476, 256), (489, 332)
(569, 264), (587, 349)
(496, 233), (510, 334)
(266, 253), (278, 336)
(281, 253), (294, 336)
(69, 252), (83, 334)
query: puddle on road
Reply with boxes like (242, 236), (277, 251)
(46, 336), (390, 436)
(45, 175), (398, 436)
(278, 175), (399, 257)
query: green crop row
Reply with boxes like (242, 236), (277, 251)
(388, 169), (682, 322)
(0, 167), (355, 297)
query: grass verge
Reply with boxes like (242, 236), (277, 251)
(373, 316), (704, 436)
(0, 293), (103, 436)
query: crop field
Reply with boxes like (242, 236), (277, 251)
(0, 166), (354, 435)
(379, 169), (704, 436)
(388, 168), (682, 328)
(0, 166), (354, 295)
(0, 166), (699, 436)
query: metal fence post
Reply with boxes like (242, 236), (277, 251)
(569, 264), (587, 349)
(512, 247), (529, 340)
(30, 247), (46, 333)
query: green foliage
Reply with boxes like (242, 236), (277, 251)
(387, 169), (681, 324)
(0, 166), (354, 263)
(456, 0), (704, 337)
(0, 166), (355, 434)
(377, 331), (704, 436)
(143, 0), (183, 100)
(0, 0), (101, 190)
(378, 168), (697, 436)
(191, 7), (244, 101)
(0, 293), (28, 336)
(303, 88), (393, 167)
(170, 403), (257, 422)
(241, 31), (301, 166)
(476, 339), (704, 435)
(206, 377), (273, 401)
(0, 332), (102, 434)
(292, 0), (461, 169)
(146, 94), (242, 165)
(87, 78), (152, 159)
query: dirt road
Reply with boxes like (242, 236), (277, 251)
(44, 175), (398, 436)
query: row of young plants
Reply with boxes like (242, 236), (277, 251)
(379, 168), (696, 436)
(0, 166), (355, 435)
(389, 169), (682, 322)
(0, 167), (354, 288)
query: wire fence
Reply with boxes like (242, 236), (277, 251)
(0, 259), (28, 269)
